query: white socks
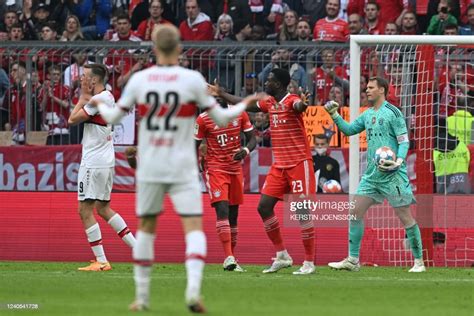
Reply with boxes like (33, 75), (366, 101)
(185, 230), (207, 303)
(133, 230), (156, 305)
(85, 223), (107, 263)
(107, 213), (136, 248)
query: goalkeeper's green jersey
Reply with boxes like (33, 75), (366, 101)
(334, 101), (409, 183)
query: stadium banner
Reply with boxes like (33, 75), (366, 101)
(0, 145), (419, 193)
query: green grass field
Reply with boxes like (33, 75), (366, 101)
(0, 262), (472, 316)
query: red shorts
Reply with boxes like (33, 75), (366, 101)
(204, 170), (244, 205)
(262, 159), (315, 200)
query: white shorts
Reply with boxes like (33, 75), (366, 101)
(137, 178), (203, 217)
(77, 167), (114, 201)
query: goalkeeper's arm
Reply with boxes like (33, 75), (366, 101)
(324, 101), (365, 136)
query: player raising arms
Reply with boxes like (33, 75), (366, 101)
(68, 64), (136, 272)
(194, 99), (256, 272)
(209, 68), (316, 275)
(97, 24), (265, 313)
(324, 77), (425, 272)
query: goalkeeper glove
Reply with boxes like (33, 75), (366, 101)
(324, 101), (340, 118)
(378, 158), (403, 172)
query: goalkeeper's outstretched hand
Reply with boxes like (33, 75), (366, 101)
(378, 158), (403, 172)
(324, 101), (339, 118)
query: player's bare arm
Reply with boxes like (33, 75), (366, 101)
(293, 87), (311, 113)
(233, 129), (256, 161)
(125, 146), (137, 169)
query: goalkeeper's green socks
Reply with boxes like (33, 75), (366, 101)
(406, 223), (423, 259)
(348, 219), (364, 259)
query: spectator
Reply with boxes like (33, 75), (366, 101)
(250, 24), (266, 40)
(364, 1), (384, 35)
(63, 52), (90, 97)
(384, 22), (399, 35)
(214, 13), (233, 41)
(258, 48), (307, 90)
(0, 68), (9, 130)
(136, 0), (171, 41)
(8, 23), (24, 41)
(59, 15), (84, 41)
(459, 4), (474, 35)
(70, 0), (112, 39)
(241, 72), (259, 96)
(5, 61), (27, 142)
(0, 9), (19, 41)
(348, 13), (366, 35)
(347, 0), (406, 26)
(278, 10), (298, 41)
(39, 64), (70, 143)
(328, 85), (346, 106)
(179, 0), (213, 41)
(33, 3), (51, 37)
(397, 10), (418, 35)
(210, 0), (251, 35)
(427, 2), (457, 35)
(116, 49), (152, 89)
(433, 125), (471, 194)
(312, 48), (348, 105)
(443, 23), (458, 35)
(110, 14), (141, 41)
(296, 18), (311, 41)
(39, 22), (57, 41)
(233, 20), (252, 41)
(439, 63), (469, 117)
(301, 0), (327, 27)
(18, 0), (39, 40)
(312, 133), (341, 193)
(313, 0), (349, 42)
(253, 111), (271, 147)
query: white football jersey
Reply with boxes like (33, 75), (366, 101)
(117, 65), (216, 183)
(81, 90), (116, 168)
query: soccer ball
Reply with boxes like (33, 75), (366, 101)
(374, 146), (396, 167)
(322, 180), (342, 193)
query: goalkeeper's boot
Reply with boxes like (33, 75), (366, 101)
(409, 258), (426, 273)
(328, 257), (360, 272)
(78, 260), (112, 271)
(223, 255), (237, 271)
(187, 297), (206, 314)
(128, 300), (149, 312)
(262, 252), (293, 273)
(293, 261), (316, 275)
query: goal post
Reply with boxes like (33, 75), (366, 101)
(349, 35), (474, 267)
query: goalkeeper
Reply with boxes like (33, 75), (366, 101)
(324, 77), (425, 272)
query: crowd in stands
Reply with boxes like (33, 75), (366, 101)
(0, 0), (473, 148)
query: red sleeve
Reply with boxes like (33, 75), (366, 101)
(179, 22), (189, 40)
(194, 115), (206, 140)
(313, 20), (320, 40)
(136, 21), (147, 39)
(195, 21), (214, 41)
(241, 112), (253, 132)
(256, 98), (271, 113)
(290, 95), (302, 110)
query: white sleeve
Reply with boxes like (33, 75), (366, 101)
(117, 73), (138, 110)
(207, 102), (246, 127)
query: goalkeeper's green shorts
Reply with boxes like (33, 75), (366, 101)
(356, 171), (416, 208)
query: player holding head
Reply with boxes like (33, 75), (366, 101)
(68, 63), (136, 272)
(97, 24), (264, 313)
(324, 77), (425, 272)
(209, 68), (316, 275)
(194, 98), (256, 272)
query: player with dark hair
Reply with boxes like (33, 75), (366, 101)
(68, 63), (136, 272)
(209, 67), (316, 275)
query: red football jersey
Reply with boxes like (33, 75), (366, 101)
(313, 66), (348, 104)
(257, 94), (312, 169)
(194, 111), (253, 174)
(313, 17), (349, 42)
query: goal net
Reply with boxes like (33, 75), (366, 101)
(349, 35), (474, 267)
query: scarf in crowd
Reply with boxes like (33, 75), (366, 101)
(249, 0), (283, 13)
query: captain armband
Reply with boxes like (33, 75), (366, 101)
(397, 134), (409, 144)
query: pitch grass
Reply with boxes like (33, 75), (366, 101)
(0, 262), (472, 316)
